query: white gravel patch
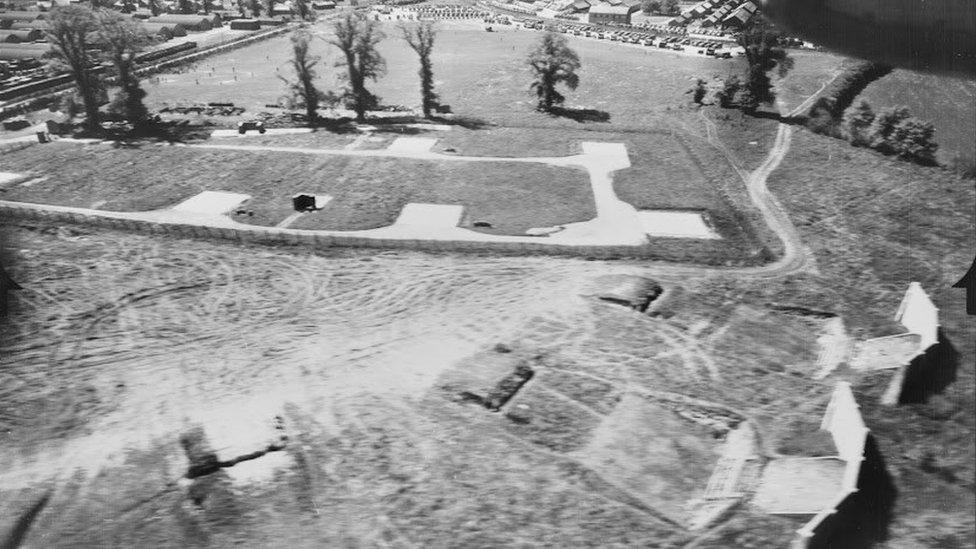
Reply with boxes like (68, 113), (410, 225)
(0, 172), (25, 186)
(172, 191), (251, 215)
(387, 137), (438, 154)
(637, 210), (720, 239)
(394, 203), (463, 228)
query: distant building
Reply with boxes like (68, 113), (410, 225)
(570, 0), (590, 11)
(587, 3), (636, 24)
(722, 1), (756, 28)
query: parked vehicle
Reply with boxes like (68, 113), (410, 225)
(238, 120), (266, 134)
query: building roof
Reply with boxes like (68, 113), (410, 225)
(572, 0), (590, 8)
(895, 282), (939, 349)
(589, 3), (629, 14)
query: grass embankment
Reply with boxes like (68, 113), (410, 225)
(0, 142), (595, 236)
(860, 69), (976, 167)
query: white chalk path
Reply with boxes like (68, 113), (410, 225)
(211, 127), (313, 138)
(0, 136), (659, 247)
(1, 128), (799, 255)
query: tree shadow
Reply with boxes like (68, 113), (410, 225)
(428, 115), (491, 130)
(548, 106), (611, 123)
(898, 329), (959, 404)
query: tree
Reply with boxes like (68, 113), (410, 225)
(864, 106), (939, 164)
(527, 32), (580, 113)
(264, 0), (276, 18)
(401, 21), (437, 118)
(640, 0), (661, 15)
(148, 0), (163, 16)
(46, 6), (103, 132)
(177, 0), (193, 14)
(247, 0), (261, 17)
(281, 29), (323, 123)
(842, 100), (875, 146)
(96, 10), (152, 128)
(867, 106), (910, 154)
(294, 0), (313, 21)
(715, 75), (740, 108)
(661, 0), (679, 15)
(235, 0), (246, 16)
(737, 17), (793, 107)
(688, 78), (706, 105)
(890, 117), (938, 164)
(329, 12), (386, 122)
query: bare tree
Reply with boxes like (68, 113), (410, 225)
(281, 29), (323, 123)
(401, 21), (437, 118)
(96, 10), (153, 128)
(46, 5), (103, 132)
(527, 32), (580, 112)
(329, 12), (386, 122)
(294, 0), (313, 22)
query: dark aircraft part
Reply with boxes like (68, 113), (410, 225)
(761, 0), (976, 78)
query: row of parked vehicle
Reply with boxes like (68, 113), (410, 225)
(505, 20), (736, 58)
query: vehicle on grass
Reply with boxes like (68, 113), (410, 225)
(705, 47), (715, 55)
(237, 120), (266, 134)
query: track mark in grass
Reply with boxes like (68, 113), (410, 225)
(1, 489), (51, 549)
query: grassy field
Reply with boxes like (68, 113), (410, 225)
(0, 142), (595, 235)
(147, 20), (747, 132)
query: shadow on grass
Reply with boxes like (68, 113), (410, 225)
(548, 106), (611, 123)
(810, 435), (897, 549)
(898, 329), (959, 405)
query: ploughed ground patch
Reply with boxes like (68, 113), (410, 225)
(436, 344), (721, 524)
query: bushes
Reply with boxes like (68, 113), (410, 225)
(806, 61), (893, 121)
(840, 100), (939, 165)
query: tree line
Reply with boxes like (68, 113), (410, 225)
(685, 17), (941, 168)
(279, 17), (582, 122)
